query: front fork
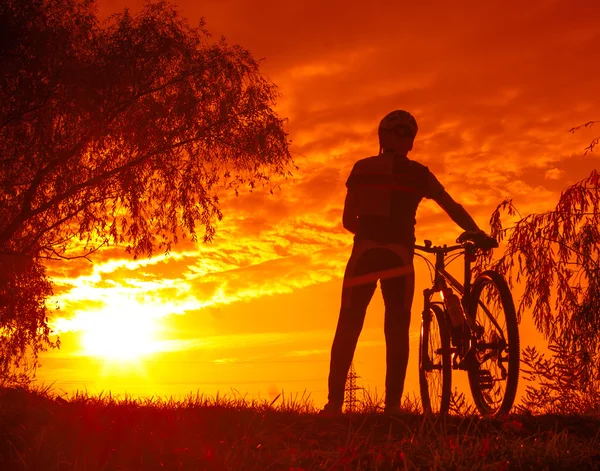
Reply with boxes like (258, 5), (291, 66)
(421, 289), (464, 370)
(422, 287), (476, 371)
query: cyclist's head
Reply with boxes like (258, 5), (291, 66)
(378, 110), (418, 154)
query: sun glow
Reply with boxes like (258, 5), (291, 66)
(77, 301), (162, 362)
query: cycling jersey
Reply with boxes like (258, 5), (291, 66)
(346, 150), (445, 246)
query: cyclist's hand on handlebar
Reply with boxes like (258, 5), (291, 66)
(457, 230), (498, 249)
(457, 229), (484, 243)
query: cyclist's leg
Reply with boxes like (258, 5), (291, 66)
(327, 248), (378, 408)
(380, 252), (415, 409)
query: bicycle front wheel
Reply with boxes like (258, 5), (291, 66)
(419, 303), (452, 415)
(467, 270), (520, 417)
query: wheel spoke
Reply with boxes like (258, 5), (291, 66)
(476, 299), (507, 341)
(420, 305), (451, 415)
(467, 272), (520, 417)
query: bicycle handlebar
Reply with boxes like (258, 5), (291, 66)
(415, 231), (498, 255)
(414, 241), (463, 254)
(415, 240), (464, 254)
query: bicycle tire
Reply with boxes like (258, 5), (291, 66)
(419, 303), (452, 416)
(467, 270), (520, 417)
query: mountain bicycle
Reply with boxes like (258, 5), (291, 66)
(416, 231), (520, 417)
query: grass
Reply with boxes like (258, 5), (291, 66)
(1, 386), (600, 470)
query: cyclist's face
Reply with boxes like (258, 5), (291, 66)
(380, 130), (415, 153)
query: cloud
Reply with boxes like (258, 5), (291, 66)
(545, 167), (565, 180)
(48, 221), (351, 338)
(91, 0), (599, 230)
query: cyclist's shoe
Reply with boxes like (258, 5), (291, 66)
(383, 404), (403, 416)
(319, 402), (343, 417)
(384, 402), (408, 417)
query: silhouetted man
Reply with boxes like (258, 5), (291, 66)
(323, 110), (485, 415)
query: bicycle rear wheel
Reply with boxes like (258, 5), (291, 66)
(467, 270), (520, 417)
(419, 303), (451, 415)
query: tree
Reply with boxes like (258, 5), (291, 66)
(480, 168), (600, 414)
(0, 254), (56, 384)
(570, 121), (599, 155)
(0, 0), (292, 382)
(518, 342), (600, 415)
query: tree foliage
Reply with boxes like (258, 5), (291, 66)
(480, 169), (600, 413)
(0, 0), (292, 381)
(570, 121), (599, 155)
(0, 255), (57, 385)
(517, 343), (600, 416)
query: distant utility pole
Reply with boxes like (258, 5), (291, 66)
(344, 362), (363, 413)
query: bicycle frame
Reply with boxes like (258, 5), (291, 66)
(415, 240), (491, 373)
(416, 241), (479, 333)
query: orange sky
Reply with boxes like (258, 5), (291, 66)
(36, 0), (600, 407)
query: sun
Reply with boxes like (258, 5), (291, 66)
(79, 302), (161, 362)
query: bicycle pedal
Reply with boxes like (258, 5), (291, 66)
(478, 369), (493, 391)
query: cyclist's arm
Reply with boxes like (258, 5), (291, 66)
(433, 190), (480, 233)
(342, 189), (358, 234)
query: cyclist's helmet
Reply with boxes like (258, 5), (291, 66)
(378, 110), (418, 140)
